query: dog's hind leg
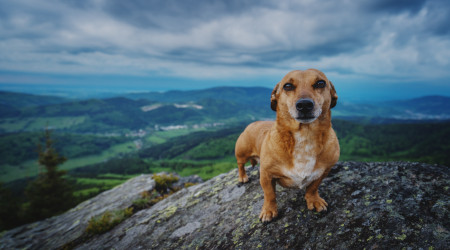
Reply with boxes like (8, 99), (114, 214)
(237, 160), (249, 183)
(250, 158), (258, 168)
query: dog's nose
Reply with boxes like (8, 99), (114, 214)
(296, 99), (314, 113)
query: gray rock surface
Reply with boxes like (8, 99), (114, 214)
(0, 174), (155, 250)
(1, 162), (449, 249)
(173, 174), (203, 189)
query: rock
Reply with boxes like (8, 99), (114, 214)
(1, 162), (449, 249)
(173, 174), (203, 189)
(170, 222), (202, 238)
(0, 174), (155, 250)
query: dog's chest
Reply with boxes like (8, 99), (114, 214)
(283, 132), (323, 189)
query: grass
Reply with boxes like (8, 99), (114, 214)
(148, 167), (174, 173)
(146, 135), (167, 144)
(97, 173), (139, 179)
(75, 178), (126, 186)
(73, 187), (101, 197)
(84, 173), (187, 235)
(60, 141), (137, 170)
(145, 128), (206, 145)
(85, 207), (133, 234)
(178, 161), (236, 180)
(148, 157), (237, 180)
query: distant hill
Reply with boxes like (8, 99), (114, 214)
(385, 95), (450, 119)
(124, 86), (272, 107)
(0, 91), (71, 109)
(22, 97), (154, 118)
(0, 104), (21, 118)
(124, 87), (450, 121)
(334, 96), (450, 121)
(1, 88), (449, 134)
(2, 93), (274, 133)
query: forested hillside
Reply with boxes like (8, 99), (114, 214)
(1, 89), (449, 185)
(70, 120), (450, 183)
(1, 88), (449, 232)
(0, 91), (71, 108)
(0, 132), (128, 165)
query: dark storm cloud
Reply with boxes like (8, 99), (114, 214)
(422, 0), (450, 36)
(0, 0), (449, 81)
(363, 0), (427, 13)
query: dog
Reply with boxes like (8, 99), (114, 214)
(235, 69), (339, 222)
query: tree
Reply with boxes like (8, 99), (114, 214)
(24, 129), (74, 221)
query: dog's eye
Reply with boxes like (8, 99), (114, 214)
(283, 83), (295, 91)
(313, 80), (326, 89)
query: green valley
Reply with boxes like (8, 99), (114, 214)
(0, 88), (449, 231)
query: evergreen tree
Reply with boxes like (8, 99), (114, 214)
(24, 129), (74, 221)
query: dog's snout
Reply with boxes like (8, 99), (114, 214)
(296, 99), (314, 113)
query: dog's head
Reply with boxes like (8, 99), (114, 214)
(271, 69), (337, 124)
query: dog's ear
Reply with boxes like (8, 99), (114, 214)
(271, 82), (280, 111)
(329, 81), (338, 109)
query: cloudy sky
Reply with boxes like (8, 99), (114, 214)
(0, 0), (449, 100)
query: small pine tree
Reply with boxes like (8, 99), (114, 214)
(24, 129), (74, 221)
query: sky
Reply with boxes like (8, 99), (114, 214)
(0, 0), (449, 101)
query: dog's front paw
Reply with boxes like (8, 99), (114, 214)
(259, 205), (278, 222)
(238, 174), (249, 183)
(305, 194), (328, 212)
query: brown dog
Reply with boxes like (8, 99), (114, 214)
(235, 69), (339, 222)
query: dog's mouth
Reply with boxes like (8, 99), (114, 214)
(295, 114), (318, 124)
(292, 108), (322, 124)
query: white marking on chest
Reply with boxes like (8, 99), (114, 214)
(283, 132), (324, 189)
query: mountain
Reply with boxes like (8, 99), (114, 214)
(1, 161), (448, 249)
(333, 96), (450, 121)
(20, 97), (153, 117)
(385, 95), (450, 119)
(1, 89), (449, 133)
(0, 104), (21, 118)
(124, 87), (450, 122)
(1, 91), (275, 133)
(123, 86), (272, 107)
(0, 91), (71, 109)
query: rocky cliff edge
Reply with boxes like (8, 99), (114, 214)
(0, 161), (448, 249)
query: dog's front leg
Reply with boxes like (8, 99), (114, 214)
(259, 170), (277, 222)
(304, 171), (330, 212)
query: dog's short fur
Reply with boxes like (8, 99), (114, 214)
(235, 69), (339, 222)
